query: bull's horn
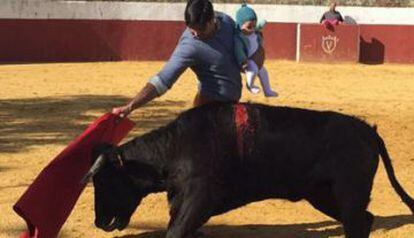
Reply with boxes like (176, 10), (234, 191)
(80, 154), (106, 184)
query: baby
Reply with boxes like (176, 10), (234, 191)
(234, 3), (277, 97)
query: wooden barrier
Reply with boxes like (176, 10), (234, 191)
(1, 19), (413, 64)
(0, 20), (297, 63)
(0, 20), (185, 62)
(299, 24), (360, 63)
(263, 23), (297, 61)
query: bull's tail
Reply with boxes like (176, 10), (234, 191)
(376, 130), (414, 214)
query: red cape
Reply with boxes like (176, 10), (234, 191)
(14, 113), (135, 238)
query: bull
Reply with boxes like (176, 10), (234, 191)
(83, 103), (414, 238)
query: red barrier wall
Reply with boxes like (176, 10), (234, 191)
(1, 19), (413, 64)
(299, 24), (360, 63)
(263, 23), (297, 60)
(360, 25), (414, 64)
(0, 20), (296, 63)
(0, 19), (185, 62)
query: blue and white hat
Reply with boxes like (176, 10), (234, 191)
(235, 3), (257, 28)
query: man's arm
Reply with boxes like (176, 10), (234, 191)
(112, 83), (159, 117)
(113, 35), (196, 117)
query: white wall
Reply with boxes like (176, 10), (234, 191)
(1, 0), (414, 25)
(0, 1), (185, 21)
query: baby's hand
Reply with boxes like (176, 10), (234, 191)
(241, 61), (248, 72)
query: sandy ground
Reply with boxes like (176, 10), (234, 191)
(1, 61), (414, 238)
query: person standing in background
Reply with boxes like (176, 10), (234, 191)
(320, 1), (344, 27)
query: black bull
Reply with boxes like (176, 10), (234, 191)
(83, 103), (414, 238)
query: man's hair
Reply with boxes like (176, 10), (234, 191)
(185, 0), (214, 29)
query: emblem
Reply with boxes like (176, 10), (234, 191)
(321, 35), (339, 54)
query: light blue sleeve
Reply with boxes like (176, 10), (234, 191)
(149, 36), (196, 95)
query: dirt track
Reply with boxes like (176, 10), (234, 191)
(1, 61), (414, 237)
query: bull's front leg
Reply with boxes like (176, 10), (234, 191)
(166, 179), (212, 238)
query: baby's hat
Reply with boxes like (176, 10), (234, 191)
(236, 3), (257, 28)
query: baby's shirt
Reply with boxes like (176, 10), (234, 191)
(245, 33), (259, 57)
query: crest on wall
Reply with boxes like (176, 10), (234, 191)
(321, 35), (339, 54)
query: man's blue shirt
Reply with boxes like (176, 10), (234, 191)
(149, 12), (242, 102)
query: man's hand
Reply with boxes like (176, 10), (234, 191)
(112, 83), (159, 118)
(112, 105), (132, 118)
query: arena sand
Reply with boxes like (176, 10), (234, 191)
(0, 61), (414, 238)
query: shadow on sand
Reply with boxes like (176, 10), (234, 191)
(117, 214), (414, 238)
(0, 95), (186, 153)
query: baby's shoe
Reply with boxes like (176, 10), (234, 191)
(264, 90), (278, 97)
(246, 83), (261, 94)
